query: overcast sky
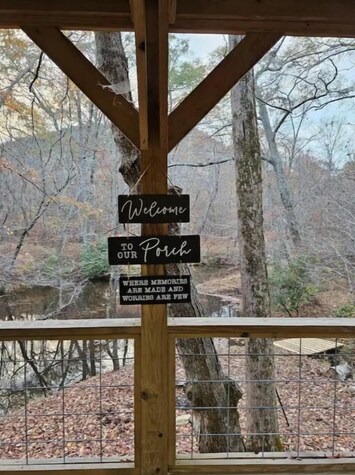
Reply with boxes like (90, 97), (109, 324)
(178, 33), (225, 59)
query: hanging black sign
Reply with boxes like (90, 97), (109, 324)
(118, 194), (190, 223)
(108, 235), (200, 265)
(119, 275), (191, 305)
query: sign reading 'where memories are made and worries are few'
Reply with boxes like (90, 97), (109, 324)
(108, 235), (200, 265)
(119, 275), (191, 305)
(118, 194), (190, 223)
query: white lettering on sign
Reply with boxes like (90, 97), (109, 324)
(151, 278), (187, 285)
(139, 237), (191, 263)
(121, 279), (149, 287)
(173, 293), (189, 300)
(119, 275), (191, 305)
(116, 250), (137, 259)
(121, 294), (154, 302)
(121, 199), (187, 221)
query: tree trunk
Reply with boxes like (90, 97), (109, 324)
(257, 95), (302, 250)
(168, 259), (244, 452)
(95, 31), (245, 453)
(229, 35), (282, 452)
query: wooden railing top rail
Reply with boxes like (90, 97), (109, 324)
(170, 457), (355, 474)
(0, 463), (137, 474)
(0, 318), (141, 341)
(1, 317), (355, 341)
(168, 317), (355, 338)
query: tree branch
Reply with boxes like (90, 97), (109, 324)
(168, 158), (233, 168)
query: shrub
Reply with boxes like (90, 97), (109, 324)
(335, 303), (355, 318)
(40, 252), (75, 281)
(80, 240), (110, 279)
(269, 257), (319, 317)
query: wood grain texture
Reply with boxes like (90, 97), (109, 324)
(0, 0), (132, 30)
(22, 26), (140, 149)
(168, 336), (177, 465)
(175, 450), (351, 459)
(168, 32), (281, 151)
(274, 338), (344, 355)
(134, 335), (142, 469)
(139, 1), (169, 474)
(0, 462), (137, 474)
(169, 0), (177, 24)
(1, 318), (354, 341)
(176, 0), (355, 22)
(0, 319), (140, 341)
(170, 457), (355, 473)
(171, 18), (355, 37)
(2, 0), (355, 36)
(168, 317), (355, 339)
(131, 0), (149, 150)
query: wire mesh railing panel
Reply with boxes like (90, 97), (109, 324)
(0, 338), (135, 465)
(174, 336), (355, 460)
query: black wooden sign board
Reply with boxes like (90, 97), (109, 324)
(119, 275), (191, 305)
(118, 194), (190, 223)
(108, 235), (200, 265)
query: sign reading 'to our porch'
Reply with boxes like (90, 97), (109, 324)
(108, 235), (200, 265)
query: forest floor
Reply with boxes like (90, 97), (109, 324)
(195, 266), (349, 318)
(1, 338), (355, 461)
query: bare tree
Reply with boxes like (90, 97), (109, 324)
(230, 35), (281, 452)
(256, 37), (355, 253)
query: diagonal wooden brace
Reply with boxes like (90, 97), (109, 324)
(23, 26), (140, 149)
(168, 32), (282, 151)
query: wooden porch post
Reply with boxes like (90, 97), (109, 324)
(136, 1), (169, 474)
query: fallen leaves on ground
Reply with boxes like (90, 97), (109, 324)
(1, 340), (355, 461)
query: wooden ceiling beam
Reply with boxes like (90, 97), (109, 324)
(22, 26), (140, 149)
(168, 32), (281, 151)
(170, 19), (355, 37)
(176, 0), (355, 22)
(1, 0), (133, 30)
(2, 0), (355, 36)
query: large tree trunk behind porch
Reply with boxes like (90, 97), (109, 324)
(95, 31), (244, 453)
(229, 35), (282, 452)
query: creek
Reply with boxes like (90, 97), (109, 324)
(0, 267), (240, 414)
(0, 267), (240, 321)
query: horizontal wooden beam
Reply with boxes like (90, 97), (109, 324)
(171, 19), (355, 37)
(0, 0), (133, 30)
(0, 462), (137, 474)
(176, 450), (352, 460)
(176, 0), (355, 22)
(1, 0), (355, 37)
(174, 0), (355, 37)
(170, 457), (355, 474)
(168, 32), (281, 150)
(2, 317), (355, 341)
(22, 26), (140, 149)
(168, 317), (355, 339)
(0, 318), (141, 341)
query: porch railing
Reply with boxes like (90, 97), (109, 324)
(0, 317), (355, 474)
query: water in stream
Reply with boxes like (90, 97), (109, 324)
(0, 267), (240, 414)
(0, 268), (240, 321)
